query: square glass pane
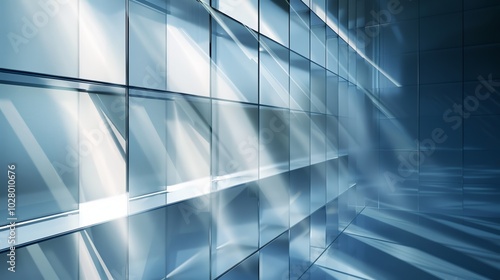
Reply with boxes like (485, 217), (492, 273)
(212, 11), (259, 103)
(166, 0), (210, 96)
(260, 0), (289, 47)
(0, 0), (78, 78)
(259, 36), (290, 108)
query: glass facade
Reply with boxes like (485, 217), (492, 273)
(0, 0), (499, 279)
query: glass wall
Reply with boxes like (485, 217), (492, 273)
(0, 0), (369, 279)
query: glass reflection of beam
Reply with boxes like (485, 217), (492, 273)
(26, 244), (62, 279)
(0, 99), (76, 208)
(259, 39), (290, 106)
(79, 0), (123, 83)
(79, 231), (113, 279)
(289, 2), (402, 87)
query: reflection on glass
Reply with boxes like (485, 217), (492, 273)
(0, 84), (78, 224)
(213, 0), (258, 30)
(129, 0), (166, 90)
(166, 0), (210, 96)
(260, 0), (289, 47)
(260, 107), (290, 178)
(79, 0), (126, 84)
(290, 0), (310, 57)
(259, 173), (289, 245)
(212, 11), (258, 103)
(311, 63), (326, 113)
(213, 100), (259, 188)
(311, 11), (326, 67)
(211, 184), (259, 278)
(290, 111), (310, 170)
(259, 36), (290, 108)
(290, 52), (311, 111)
(0, 0), (78, 78)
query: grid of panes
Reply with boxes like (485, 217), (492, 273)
(0, 0), (364, 279)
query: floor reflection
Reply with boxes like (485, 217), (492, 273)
(305, 208), (500, 280)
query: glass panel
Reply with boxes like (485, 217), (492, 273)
(259, 36), (290, 108)
(212, 101), (259, 188)
(311, 113), (326, 164)
(167, 197), (210, 279)
(211, 184), (259, 278)
(290, 166), (311, 226)
(79, 0), (126, 84)
(311, 63), (326, 113)
(310, 206), (326, 261)
(311, 162), (326, 213)
(166, 0), (210, 96)
(260, 0), (289, 47)
(0, 84), (78, 224)
(311, 12), (326, 67)
(213, 0), (258, 30)
(129, 95), (167, 197)
(290, 111), (310, 170)
(78, 219), (128, 279)
(259, 107), (290, 178)
(129, 0), (167, 90)
(79, 91), (126, 203)
(290, 52), (311, 111)
(312, 0), (326, 20)
(259, 173), (290, 246)
(290, 0), (310, 58)
(212, 11), (259, 103)
(0, 0), (78, 78)
(290, 217), (311, 280)
(129, 208), (167, 279)
(326, 28), (339, 74)
(259, 232), (289, 280)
